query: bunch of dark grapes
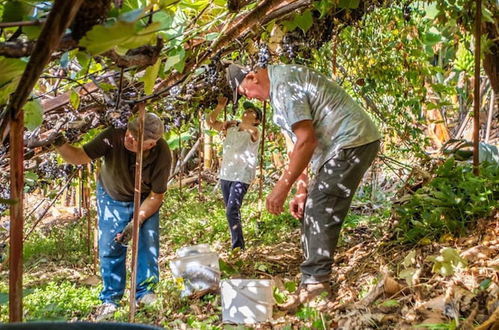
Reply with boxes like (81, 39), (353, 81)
(280, 32), (302, 59)
(38, 158), (60, 180)
(105, 105), (132, 129)
(257, 43), (271, 68)
(204, 64), (218, 86)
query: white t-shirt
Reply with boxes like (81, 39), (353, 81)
(219, 126), (260, 184)
(268, 64), (381, 173)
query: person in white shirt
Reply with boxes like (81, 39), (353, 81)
(207, 96), (261, 250)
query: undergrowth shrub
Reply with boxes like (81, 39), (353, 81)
(395, 158), (499, 243)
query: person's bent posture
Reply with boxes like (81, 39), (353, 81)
(206, 96), (261, 250)
(227, 64), (381, 309)
(53, 110), (172, 320)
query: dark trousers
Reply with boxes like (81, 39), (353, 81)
(220, 179), (249, 250)
(301, 140), (380, 284)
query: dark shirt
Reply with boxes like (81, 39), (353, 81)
(83, 127), (172, 201)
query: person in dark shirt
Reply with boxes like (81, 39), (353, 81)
(52, 109), (171, 320)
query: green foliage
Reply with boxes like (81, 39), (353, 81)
(22, 281), (100, 321)
(395, 159), (499, 243)
(0, 56), (27, 105)
(141, 58), (161, 95)
(23, 99), (43, 131)
(426, 247), (467, 276)
(79, 18), (160, 55)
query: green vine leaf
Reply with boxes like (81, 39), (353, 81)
(70, 89), (80, 110)
(79, 20), (160, 55)
(142, 58), (161, 95)
(338, 0), (359, 9)
(0, 56), (27, 105)
(24, 100), (43, 131)
(2, 0), (32, 22)
(293, 10), (313, 34)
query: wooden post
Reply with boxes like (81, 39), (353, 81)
(179, 130), (182, 195)
(485, 90), (494, 143)
(129, 103), (146, 322)
(198, 110), (203, 199)
(472, 0), (481, 175)
(9, 107), (24, 323)
(258, 101), (267, 204)
(5, 0), (84, 321)
(92, 162), (99, 274)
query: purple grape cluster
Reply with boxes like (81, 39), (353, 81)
(257, 43), (271, 68)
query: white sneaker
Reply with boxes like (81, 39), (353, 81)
(94, 302), (117, 321)
(137, 292), (157, 306)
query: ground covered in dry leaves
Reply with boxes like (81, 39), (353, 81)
(0, 198), (498, 329)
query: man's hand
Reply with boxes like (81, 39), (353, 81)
(266, 181), (291, 215)
(115, 222), (133, 245)
(217, 96), (228, 107)
(289, 192), (307, 220)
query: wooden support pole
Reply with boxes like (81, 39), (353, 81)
(6, 0), (84, 321)
(9, 107), (24, 323)
(472, 0), (481, 175)
(92, 162), (99, 274)
(129, 103), (146, 322)
(485, 90), (495, 143)
(198, 110), (203, 199)
(258, 101), (267, 204)
(179, 130), (183, 195)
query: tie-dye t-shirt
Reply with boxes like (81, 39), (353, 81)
(268, 64), (381, 173)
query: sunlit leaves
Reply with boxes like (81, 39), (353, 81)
(79, 19), (160, 55)
(0, 56), (27, 105)
(24, 100), (43, 131)
(453, 42), (474, 73)
(1, 0), (32, 22)
(142, 58), (161, 95)
(427, 248), (467, 276)
(164, 47), (186, 73)
(293, 10), (313, 34)
(70, 90), (80, 110)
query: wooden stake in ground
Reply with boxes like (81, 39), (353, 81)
(258, 101), (267, 214)
(473, 0), (481, 175)
(129, 103), (146, 322)
(6, 0), (84, 322)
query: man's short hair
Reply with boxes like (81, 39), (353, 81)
(128, 113), (164, 141)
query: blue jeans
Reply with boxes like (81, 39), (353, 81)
(220, 180), (249, 250)
(96, 184), (159, 305)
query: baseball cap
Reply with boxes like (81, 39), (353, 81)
(226, 63), (249, 104)
(128, 113), (164, 140)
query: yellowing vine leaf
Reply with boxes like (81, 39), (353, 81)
(23, 100), (43, 131)
(79, 21), (160, 55)
(142, 58), (161, 95)
(70, 89), (80, 110)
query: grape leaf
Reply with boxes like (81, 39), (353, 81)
(293, 10), (313, 34)
(79, 21), (160, 55)
(70, 89), (80, 110)
(0, 57), (27, 105)
(24, 100), (43, 131)
(142, 58), (161, 95)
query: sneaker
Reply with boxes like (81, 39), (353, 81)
(279, 282), (332, 313)
(137, 292), (157, 306)
(94, 302), (117, 321)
